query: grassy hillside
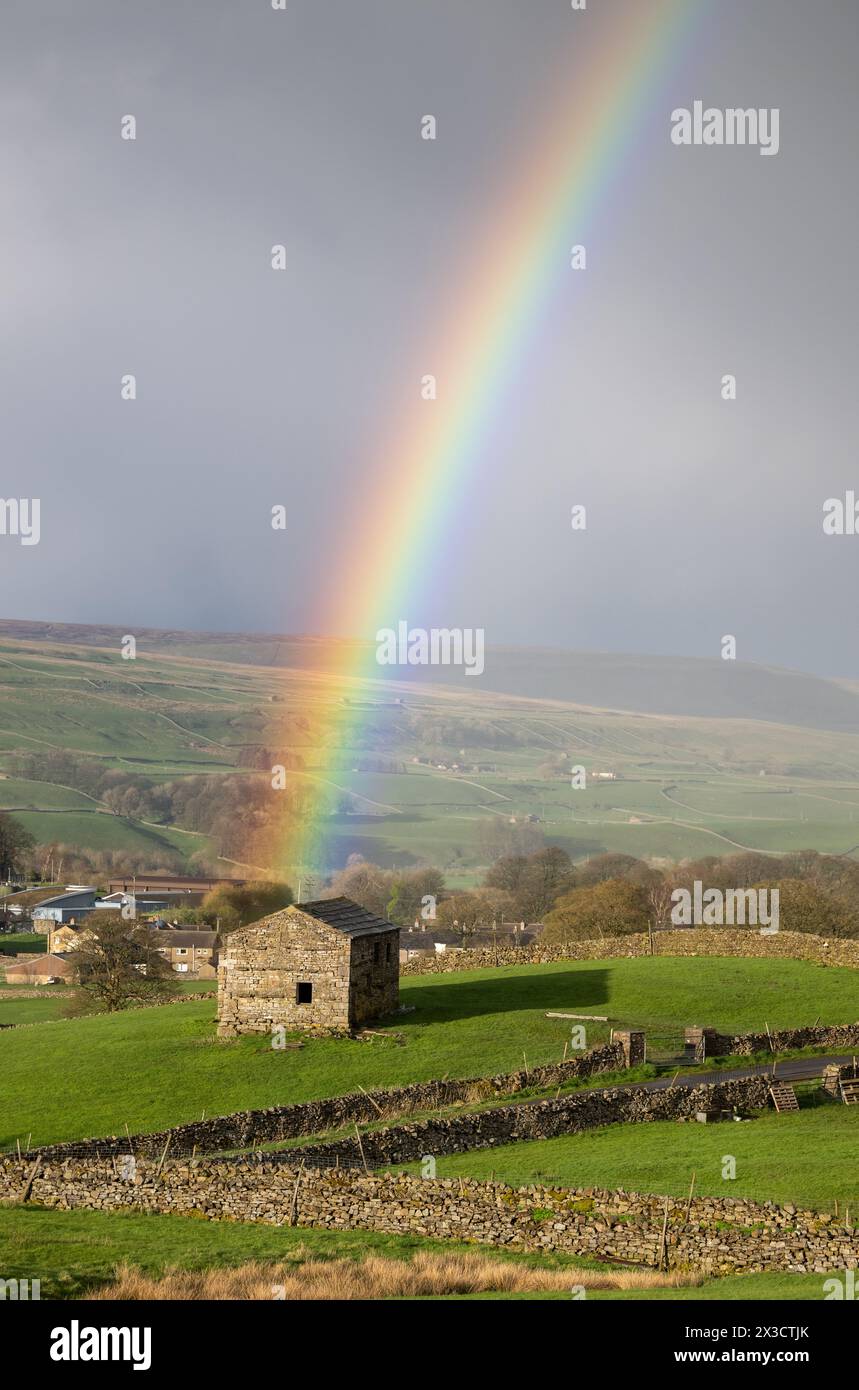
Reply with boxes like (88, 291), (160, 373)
(0, 978), (213, 1027)
(4, 628), (859, 879)
(1, 956), (857, 1148)
(6, 620), (859, 731)
(400, 1100), (859, 1212)
(0, 932), (46, 956)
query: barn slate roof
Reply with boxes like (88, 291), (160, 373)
(299, 897), (398, 939)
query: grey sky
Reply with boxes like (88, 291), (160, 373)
(2, 0), (858, 675)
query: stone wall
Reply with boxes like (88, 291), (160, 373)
(0, 992), (212, 1027)
(400, 929), (859, 975)
(348, 931), (400, 1027)
(3, 1156), (856, 1276)
(697, 1022), (859, 1058)
(281, 1076), (771, 1169)
(27, 1008), (856, 1167)
(33, 1073), (769, 1168)
(31, 1039), (628, 1160)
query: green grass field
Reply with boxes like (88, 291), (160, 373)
(0, 1205), (841, 1301)
(395, 1098), (859, 1211)
(6, 637), (859, 1300)
(0, 989), (72, 1026)
(1, 956), (857, 1148)
(0, 932), (46, 955)
(7, 630), (859, 874)
(0, 977), (214, 1028)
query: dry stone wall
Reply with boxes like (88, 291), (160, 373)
(280, 1076), (771, 1169)
(702, 1023), (859, 1058)
(30, 1040), (628, 1161)
(401, 929), (859, 975)
(29, 1013), (854, 1165)
(3, 1156), (856, 1276)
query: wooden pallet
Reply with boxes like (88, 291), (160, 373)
(769, 1082), (799, 1112)
(839, 1078), (859, 1106)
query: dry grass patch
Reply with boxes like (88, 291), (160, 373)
(96, 1252), (702, 1300)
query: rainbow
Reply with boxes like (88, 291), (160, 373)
(278, 0), (704, 882)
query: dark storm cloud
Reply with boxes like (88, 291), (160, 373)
(1, 1), (857, 674)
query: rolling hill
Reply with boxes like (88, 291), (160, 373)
(3, 618), (859, 878)
(4, 618), (859, 730)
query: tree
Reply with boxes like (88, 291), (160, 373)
(576, 853), (642, 887)
(435, 888), (513, 937)
(484, 854), (529, 895)
(522, 847), (576, 914)
(486, 847), (574, 921)
(324, 861), (395, 919)
(435, 892), (485, 937)
(65, 913), (179, 1014)
(754, 878), (859, 939)
(0, 813), (35, 879)
(323, 861), (447, 926)
(477, 818), (544, 863)
(542, 879), (650, 944)
(200, 880), (293, 931)
(641, 870), (675, 935)
(386, 867), (446, 926)
(722, 852), (786, 887)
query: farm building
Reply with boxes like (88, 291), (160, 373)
(31, 887), (98, 932)
(217, 897), (399, 1037)
(2, 953), (76, 986)
(107, 874), (245, 895)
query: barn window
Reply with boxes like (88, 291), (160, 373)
(296, 981), (313, 1004)
(374, 942), (381, 963)
(385, 942), (391, 963)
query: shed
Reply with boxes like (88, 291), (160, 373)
(217, 897), (399, 1036)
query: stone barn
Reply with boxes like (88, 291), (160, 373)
(216, 897), (400, 1037)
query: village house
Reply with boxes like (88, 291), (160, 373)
(217, 897), (400, 1037)
(48, 922), (90, 955)
(399, 919), (542, 963)
(150, 928), (219, 978)
(45, 919), (218, 977)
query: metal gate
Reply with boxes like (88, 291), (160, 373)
(645, 1030), (692, 1065)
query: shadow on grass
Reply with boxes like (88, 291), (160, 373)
(399, 967), (611, 1024)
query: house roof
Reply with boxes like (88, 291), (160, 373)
(149, 929), (218, 949)
(32, 889), (97, 910)
(100, 890), (200, 903)
(298, 897), (399, 939)
(4, 953), (74, 976)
